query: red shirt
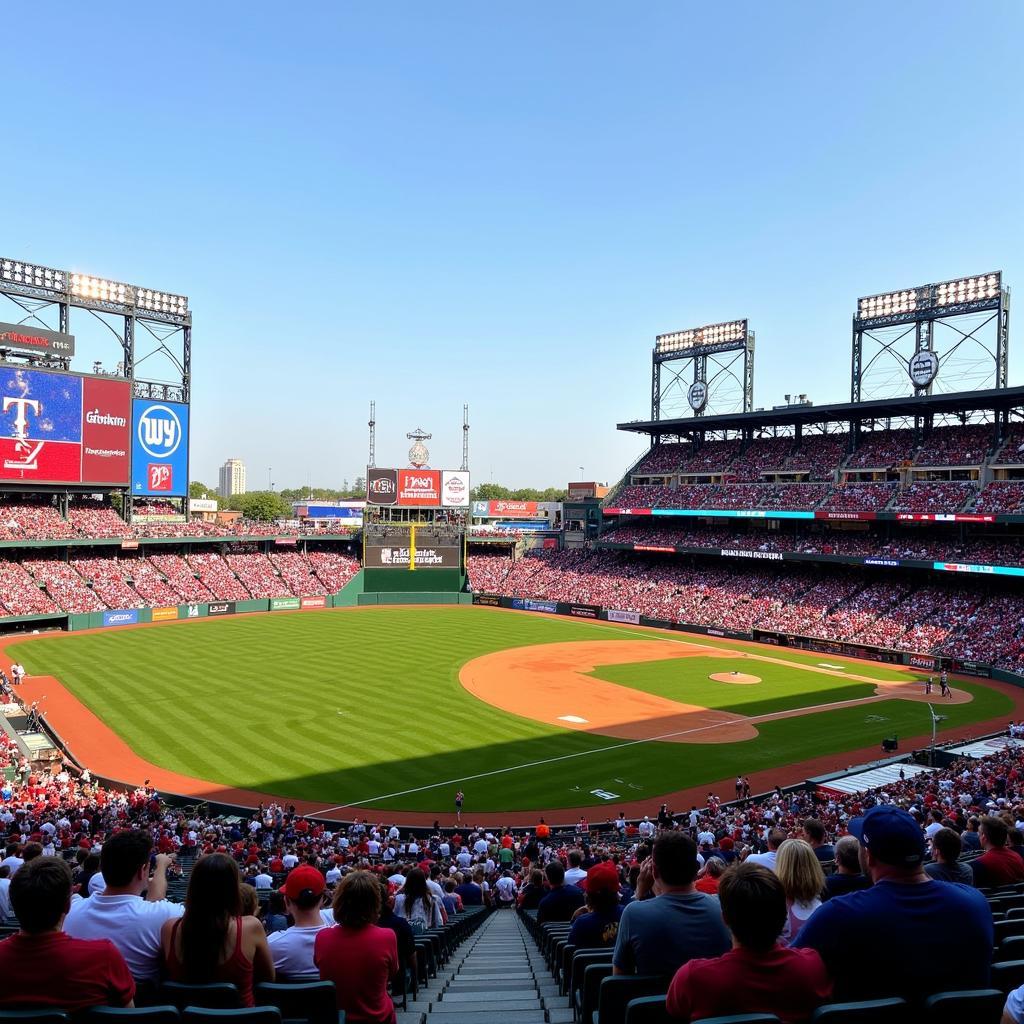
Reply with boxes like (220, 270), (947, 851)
(667, 944), (831, 1024)
(315, 924), (398, 1024)
(975, 847), (1024, 886)
(0, 931), (135, 1012)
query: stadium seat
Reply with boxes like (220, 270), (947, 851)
(88, 1010), (180, 1024)
(923, 989), (1004, 1023)
(991, 960), (1024, 994)
(576, 962), (614, 1023)
(160, 984), (240, 1011)
(810, 999), (907, 1023)
(995, 919), (1024, 943)
(253, 983), (340, 1024)
(181, 1012), (280, 1024)
(624, 995), (673, 1024)
(997, 936), (1024, 962)
(596, 975), (672, 1024)
(689, 1016), (781, 1024)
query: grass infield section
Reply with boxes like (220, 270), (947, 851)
(12, 607), (1014, 814)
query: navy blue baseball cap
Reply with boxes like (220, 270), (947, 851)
(847, 805), (925, 867)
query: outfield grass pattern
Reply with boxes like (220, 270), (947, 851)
(13, 608), (1014, 813)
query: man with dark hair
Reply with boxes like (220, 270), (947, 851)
(961, 816), (982, 852)
(793, 805), (993, 1002)
(801, 819), (835, 864)
(267, 866), (328, 979)
(537, 859), (585, 923)
(64, 829), (183, 986)
(666, 863), (832, 1021)
(823, 836), (870, 900)
(926, 828), (974, 886)
(564, 849), (587, 886)
(972, 816), (1024, 887)
(0, 856), (135, 1011)
(613, 832), (730, 976)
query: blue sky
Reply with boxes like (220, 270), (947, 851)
(3, 2), (1023, 490)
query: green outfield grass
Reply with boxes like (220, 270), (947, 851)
(12, 608), (1014, 813)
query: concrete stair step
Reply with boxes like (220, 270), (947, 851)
(442, 991), (542, 1004)
(433, 1000), (543, 1013)
(426, 1016), (546, 1024)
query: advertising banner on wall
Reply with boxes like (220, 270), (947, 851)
(103, 609), (139, 627)
(489, 499), (538, 518)
(568, 603), (600, 619)
(271, 597), (301, 611)
(607, 609), (642, 625)
(472, 593), (502, 606)
(300, 596), (327, 609)
(151, 606), (179, 622)
(207, 601), (236, 616)
(471, 500), (489, 517)
(441, 470), (470, 507)
(363, 543), (461, 568)
(0, 367), (133, 485)
(131, 399), (189, 496)
(398, 469), (441, 506)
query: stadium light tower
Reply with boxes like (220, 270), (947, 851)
(651, 319), (754, 420)
(0, 257), (191, 401)
(851, 272), (1009, 403)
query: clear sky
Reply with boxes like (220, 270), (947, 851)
(3, 2), (1023, 490)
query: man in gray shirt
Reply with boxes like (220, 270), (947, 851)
(925, 828), (974, 886)
(613, 832), (731, 976)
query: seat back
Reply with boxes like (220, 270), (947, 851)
(597, 975), (671, 1024)
(88, 1009), (181, 1024)
(625, 995), (673, 1024)
(997, 936), (1024, 962)
(923, 988), (1005, 1024)
(578, 963), (613, 1023)
(993, 960), (1024, 995)
(160, 984), (241, 1011)
(254, 984), (336, 1024)
(811, 998), (908, 1024)
(686, 1015), (781, 1023)
(995, 919), (1024, 943)
(568, 949), (614, 1002)
(181, 1011), (282, 1024)
(0, 1013), (71, 1024)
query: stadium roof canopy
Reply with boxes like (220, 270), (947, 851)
(617, 385), (1024, 437)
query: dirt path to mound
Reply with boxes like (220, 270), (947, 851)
(458, 639), (973, 745)
(2, 612), (1022, 827)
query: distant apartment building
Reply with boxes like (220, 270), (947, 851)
(218, 458), (247, 497)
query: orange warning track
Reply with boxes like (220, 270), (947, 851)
(3, 608), (1023, 827)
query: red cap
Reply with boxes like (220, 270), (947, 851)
(581, 862), (619, 893)
(280, 865), (326, 900)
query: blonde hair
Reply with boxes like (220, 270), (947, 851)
(775, 839), (825, 904)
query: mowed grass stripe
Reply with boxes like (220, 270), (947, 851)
(13, 609), (1012, 812)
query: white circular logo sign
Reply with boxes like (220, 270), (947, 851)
(908, 350), (940, 388)
(137, 404), (182, 458)
(688, 381), (708, 412)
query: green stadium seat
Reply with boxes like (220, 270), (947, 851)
(992, 960), (1024, 994)
(923, 988), (1004, 1024)
(159, 984), (240, 1011)
(254, 983), (340, 1024)
(811, 999), (907, 1023)
(88, 1009), (180, 1024)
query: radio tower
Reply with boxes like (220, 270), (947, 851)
(368, 401), (376, 468)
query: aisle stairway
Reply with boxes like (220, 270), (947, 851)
(410, 909), (571, 1024)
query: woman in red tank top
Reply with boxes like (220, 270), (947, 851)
(161, 853), (274, 1006)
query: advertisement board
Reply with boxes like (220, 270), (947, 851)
(103, 609), (139, 627)
(189, 498), (218, 513)
(568, 603), (600, 619)
(441, 470), (470, 507)
(398, 469), (441, 506)
(207, 601), (235, 616)
(366, 468), (398, 505)
(151, 606), (178, 622)
(607, 609), (642, 625)
(0, 367), (131, 485)
(471, 500), (489, 517)
(131, 399), (189, 496)
(271, 597), (301, 611)
(300, 596), (327, 609)
(0, 322), (75, 358)
(489, 499), (538, 518)
(524, 598), (558, 613)
(363, 543), (461, 569)
(472, 593), (502, 607)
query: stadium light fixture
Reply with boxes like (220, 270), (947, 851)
(856, 272), (1002, 321)
(0, 259), (66, 292)
(655, 319), (747, 355)
(71, 274), (131, 304)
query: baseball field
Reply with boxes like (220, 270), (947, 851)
(8, 606), (1018, 821)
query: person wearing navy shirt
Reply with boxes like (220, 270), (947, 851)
(568, 862), (623, 949)
(537, 860), (584, 923)
(793, 805), (993, 1003)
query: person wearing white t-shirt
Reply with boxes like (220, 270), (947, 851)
(473, 837), (488, 856)
(0, 865), (12, 921)
(564, 850), (587, 887)
(367, 839), (381, 856)
(64, 830), (183, 985)
(456, 848), (472, 870)
(1, 844), (24, 876)
(326, 864), (342, 885)
(254, 868), (274, 889)
(744, 829), (786, 872)
(267, 866), (328, 980)
(282, 851), (299, 870)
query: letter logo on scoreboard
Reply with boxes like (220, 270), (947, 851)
(132, 399), (188, 496)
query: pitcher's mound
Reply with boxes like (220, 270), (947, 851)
(710, 672), (762, 685)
